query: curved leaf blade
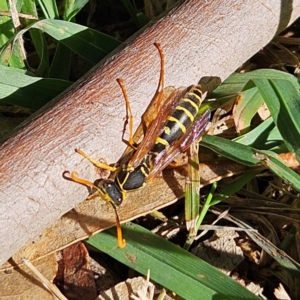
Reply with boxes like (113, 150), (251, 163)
(87, 223), (260, 300)
(15, 19), (121, 63)
(252, 78), (300, 162)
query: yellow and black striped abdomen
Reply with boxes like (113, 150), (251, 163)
(152, 85), (203, 153)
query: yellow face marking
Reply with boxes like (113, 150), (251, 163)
(168, 116), (187, 133)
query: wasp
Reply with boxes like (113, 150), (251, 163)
(68, 43), (219, 248)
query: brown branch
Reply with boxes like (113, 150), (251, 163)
(0, 0), (299, 265)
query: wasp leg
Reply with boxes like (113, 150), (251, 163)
(75, 149), (116, 172)
(68, 171), (126, 248)
(113, 205), (126, 248)
(117, 78), (135, 148)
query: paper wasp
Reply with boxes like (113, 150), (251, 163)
(68, 43), (219, 248)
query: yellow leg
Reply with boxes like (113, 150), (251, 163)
(68, 171), (126, 248)
(114, 207), (126, 248)
(75, 149), (116, 172)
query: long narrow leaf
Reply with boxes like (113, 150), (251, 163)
(210, 69), (300, 99)
(252, 79), (300, 162)
(14, 19), (121, 63)
(256, 150), (300, 191)
(233, 118), (282, 149)
(86, 223), (260, 300)
(0, 65), (72, 109)
(201, 135), (261, 166)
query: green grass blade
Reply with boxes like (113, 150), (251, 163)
(121, 0), (149, 28)
(15, 19), (121, 63)
(36, 0), (59, 19)
(252, 78), (300, 162)
(63, 0), (89, 21)
(211, 170), (260, 205)
(86, 223), (259, 300)
(233, 118), (282, 149)
(0, 65), (72, 109)
(233, 84), (264, 134)
(49, 43), (72, 79)
(29, 28), (50, 76)
(210, 69), (300, 99)
(256, 150), (300, 190)
(201, 136), (300, 190)
(185, 143), (200, 233)
(21, 0), (51, 75)
(201, 135), (261, 166)
(34, 19), (120, 63)
(0, 1), (25, 68)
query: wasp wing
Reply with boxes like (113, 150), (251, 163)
(146, 109), (211, 182)
(128, 87), (187, 168)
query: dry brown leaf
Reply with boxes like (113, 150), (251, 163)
(54, 242), (97, 300)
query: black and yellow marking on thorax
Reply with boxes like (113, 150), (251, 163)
(116, 154), (152, 191)
(152, 85), (203, 153)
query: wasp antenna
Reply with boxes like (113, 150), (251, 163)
(153, 42), (165, 115)
(69, 171), (96, 188)
(117, 78), (135, 147)
(154, 42), (165, 92)
(69, 172), (110, 202)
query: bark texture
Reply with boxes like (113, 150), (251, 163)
(0, 0), (300, 264)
